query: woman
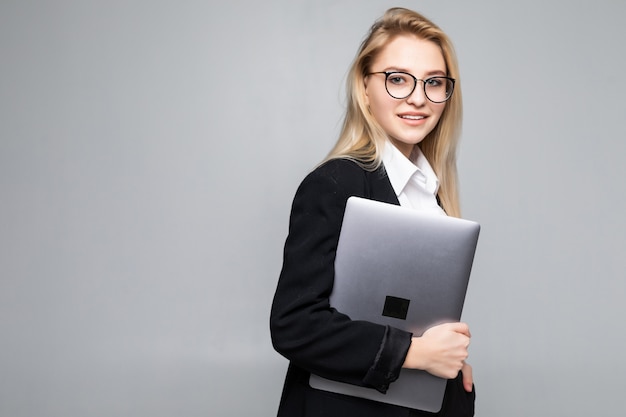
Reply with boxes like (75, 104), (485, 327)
(270, 7), (475, 417)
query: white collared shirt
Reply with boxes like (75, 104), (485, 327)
(381, 141), (446, 216)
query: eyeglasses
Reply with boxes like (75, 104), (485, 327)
(367, 71), (455, 103)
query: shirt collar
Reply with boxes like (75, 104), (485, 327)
(381, 141), (440, 197)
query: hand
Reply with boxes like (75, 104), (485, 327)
(461, 361), (473, 392)
(403, 322), (471, 380)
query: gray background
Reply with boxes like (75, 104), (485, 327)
(1, 1), (625, 416)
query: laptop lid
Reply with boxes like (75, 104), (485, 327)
(309, 196), (480, 412)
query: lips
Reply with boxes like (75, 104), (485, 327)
(398, 113), (427, 121)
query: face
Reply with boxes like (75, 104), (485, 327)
(364, 35), (448, 158)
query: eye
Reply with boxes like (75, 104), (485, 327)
(387, 73), (410, 85)
(425, 77), (444, 87)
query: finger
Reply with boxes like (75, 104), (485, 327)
(462, 362), (473, 392)
(449, 322), (471, 337)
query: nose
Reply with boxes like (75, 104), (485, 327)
(406, 81), (427, 106)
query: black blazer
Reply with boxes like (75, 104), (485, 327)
(270, 159), (475, 417)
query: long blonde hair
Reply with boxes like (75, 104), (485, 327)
(324, 7), (463, 217)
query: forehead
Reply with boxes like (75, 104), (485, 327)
(372, 35), (446, 75)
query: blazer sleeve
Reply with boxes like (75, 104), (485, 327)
(270, 160), (412, 393)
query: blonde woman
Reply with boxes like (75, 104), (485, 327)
(271, 8), (475, 416)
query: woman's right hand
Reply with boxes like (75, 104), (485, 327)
(402, 322), (471, 379)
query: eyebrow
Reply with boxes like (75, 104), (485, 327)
(383, 67), (447, 77)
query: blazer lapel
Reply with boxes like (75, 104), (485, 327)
(368, 165), (400, 206)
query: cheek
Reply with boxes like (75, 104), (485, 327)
(369, 92), (394, 116)
(369, 101), (391, 124)
(431, 104), (446, 123)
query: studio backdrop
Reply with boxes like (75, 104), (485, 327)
(1, 1), (625, 416)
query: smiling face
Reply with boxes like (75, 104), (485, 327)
(364, 35), (448, 158)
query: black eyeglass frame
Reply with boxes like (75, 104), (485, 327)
(367, 71), (456, 103)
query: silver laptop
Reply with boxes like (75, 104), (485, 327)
(309, 196), (480, 412)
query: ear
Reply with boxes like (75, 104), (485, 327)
(363, 76), (370, 106)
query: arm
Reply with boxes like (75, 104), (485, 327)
(270, 160), (411, 392)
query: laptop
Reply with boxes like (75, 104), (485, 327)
(309, 196), (480, 412)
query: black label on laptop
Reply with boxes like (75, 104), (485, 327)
(382, 295), (410, 320)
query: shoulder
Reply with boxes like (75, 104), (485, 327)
(292, 158), (393, 208)
(286, 159), (369, 223)
(300, 158), (376, 194)
(310, 157), (366, 177)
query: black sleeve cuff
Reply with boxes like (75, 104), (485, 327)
(362, 326), (412, 393)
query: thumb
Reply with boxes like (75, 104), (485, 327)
(462, 362), (474, 392)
